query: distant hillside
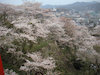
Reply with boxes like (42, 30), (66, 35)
(42, 1), (100, 12)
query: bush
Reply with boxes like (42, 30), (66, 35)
(34, 13), (44, 19)
(3, 20), (14, 28)
(0, 46), (26, 75)
(15, 28), (24, 33)
(0, 13), (14, 28)
(93, 45), (100, 53)
(12, 38), (49, 53)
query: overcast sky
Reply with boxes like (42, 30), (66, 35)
(0, 0), (99, 5)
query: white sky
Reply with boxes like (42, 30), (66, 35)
(0, 0), (99, 5)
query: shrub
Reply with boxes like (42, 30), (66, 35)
(0, 13), (14, 28)
(12, 38), (49, 53)
(93, 45), (100, 53)
(15, 28), (24, 33)
(0, 46), (26, 75)
(34, 13), (44, 19)
(3, 20), (14, 28)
